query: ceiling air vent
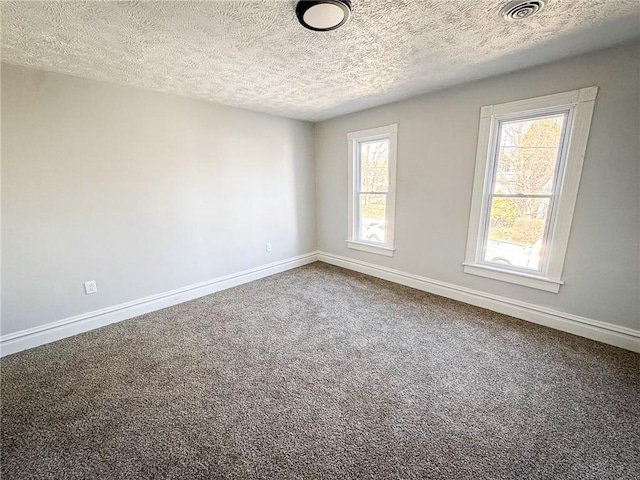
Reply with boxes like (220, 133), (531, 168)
(500, 0), (546, 21)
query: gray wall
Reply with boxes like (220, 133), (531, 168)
(1, 64), (317, 335)
(3, 41), (639, 337)
(315, 41), (640, 330)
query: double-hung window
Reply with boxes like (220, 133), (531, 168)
(347, 124), (398, 257)
(463, 87), (598, 292)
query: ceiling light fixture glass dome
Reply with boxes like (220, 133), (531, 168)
(296, 0), (352, 32)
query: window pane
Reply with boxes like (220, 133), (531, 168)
(484, 197), (550, 271)
(359, 193), (386, 243)
(359, 140), (389, 193)
(494, 115), (565, 195)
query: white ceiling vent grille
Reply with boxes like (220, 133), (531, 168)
(500, 0), (546, 21)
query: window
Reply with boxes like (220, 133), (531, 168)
(464, 87), (598, 293)
(347, 124), (398, 257)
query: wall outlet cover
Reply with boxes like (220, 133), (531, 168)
(84, 280), (98, 294)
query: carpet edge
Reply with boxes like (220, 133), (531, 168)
(0, 251), (321, 357)
(317, 251), (640, 353)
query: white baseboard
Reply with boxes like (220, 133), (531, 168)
(317, 251), (640, 353)
(3, 250), (638, 357)
(0, 251), (320, 357)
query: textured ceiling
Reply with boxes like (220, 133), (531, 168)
(1, 1), (639, 121)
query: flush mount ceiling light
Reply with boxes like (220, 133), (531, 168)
(296, 0), (352, 32)
(500, 0), (546, 21)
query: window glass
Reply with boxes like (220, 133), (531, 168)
(359, 193), (386, 243)
(484, 197), (550, 270)
(483, 113), (566, 272)
(358, 139), (389, 244)
(359, 140), (389, 193)
(494, 115), (565, 195)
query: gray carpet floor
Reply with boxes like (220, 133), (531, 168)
(1, 262), (639, 479)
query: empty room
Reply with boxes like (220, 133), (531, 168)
(1, 1), (639, 479)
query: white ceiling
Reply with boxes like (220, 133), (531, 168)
(2, 1), (639, 121)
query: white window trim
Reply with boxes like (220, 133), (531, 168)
(347, 123), (398, 257)
(463, 87), (598, 293)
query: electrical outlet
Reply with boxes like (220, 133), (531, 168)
(266, 243), (272, 252)
(84, 280), (98, 295)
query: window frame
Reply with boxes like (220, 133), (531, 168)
(463, 87), (598, 293)
(347, 124), (398, 257)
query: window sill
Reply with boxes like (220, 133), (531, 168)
(346, 240), (395, 257)
(462, 263), (563, 293)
